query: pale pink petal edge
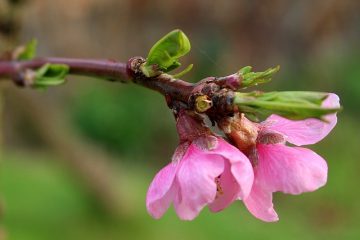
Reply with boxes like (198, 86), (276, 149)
(264, 93), (339, 146)
(146, 162), (178, 219)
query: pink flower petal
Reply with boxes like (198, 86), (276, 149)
(208, 160), (240, 212)
(256, 144), (328, 194)
(207, 138), (254, 199)
(243, 179), (279, 222)
(174, 144), (224, 220)
(146, 162), (179, 219)
(264, 93), (339, 146)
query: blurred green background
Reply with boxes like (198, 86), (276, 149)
(0, 0), (359, 239)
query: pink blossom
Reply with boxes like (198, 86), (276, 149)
(146, 111), (254, 220)
(242, 93), (340, 222)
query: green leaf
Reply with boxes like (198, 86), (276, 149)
(142, 29), (191, 77)
(33, 64), (69, 88)
(238, 65), (280, 88)
(235, 91), (341, 121)
(18, 39), (37, 60)
(172, 64), (193, 79)
(238, 66), (252, 75)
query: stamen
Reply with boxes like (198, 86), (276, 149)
(215, 176), (224, 198)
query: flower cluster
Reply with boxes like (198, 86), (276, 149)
(146, 93), (339, 221)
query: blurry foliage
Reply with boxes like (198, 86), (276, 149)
(324, 50), (360, 116)
(70, 81), (177, 162)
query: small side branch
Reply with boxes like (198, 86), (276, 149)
(0, 57), (129, 82)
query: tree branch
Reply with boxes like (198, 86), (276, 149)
(0, 56), (238, 116)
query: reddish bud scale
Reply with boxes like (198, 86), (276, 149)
(218, 113), (259, 152)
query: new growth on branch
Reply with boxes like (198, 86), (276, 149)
(0, 29), (342, 221)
